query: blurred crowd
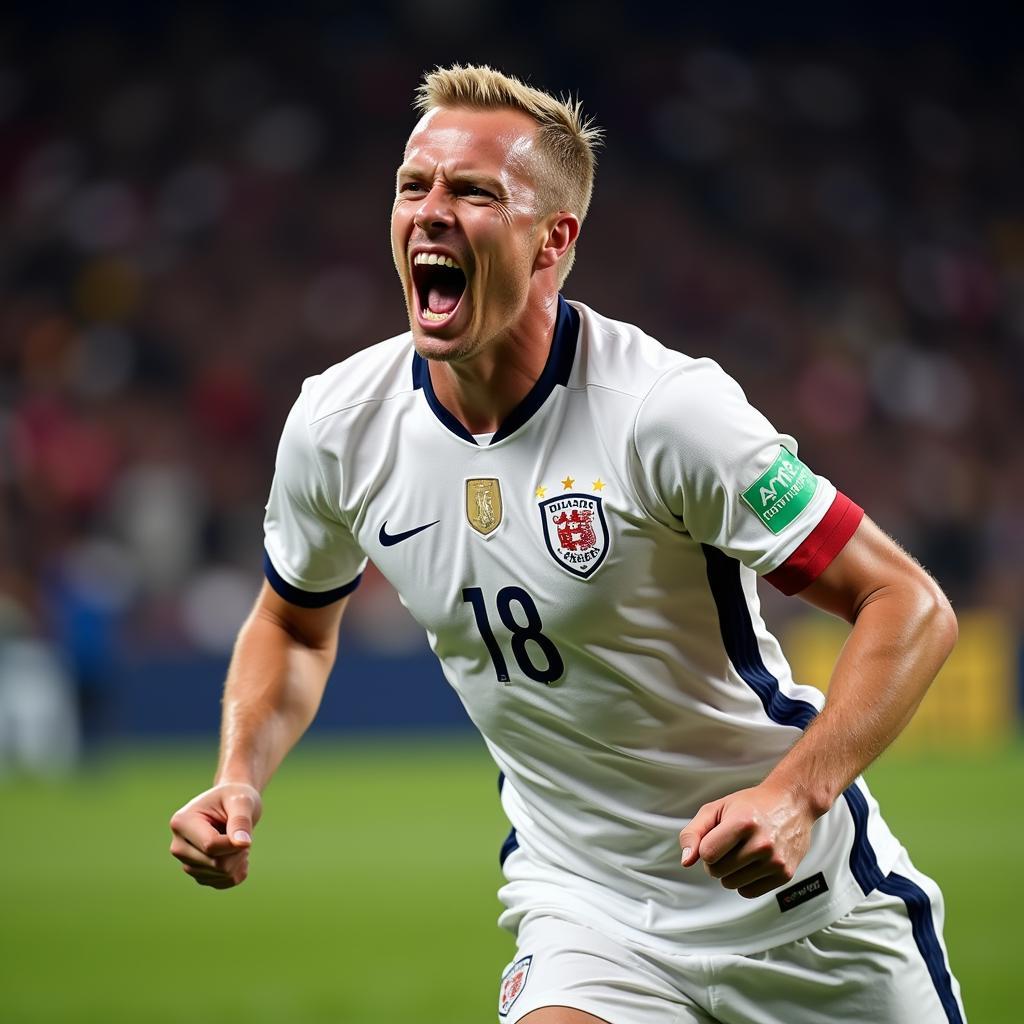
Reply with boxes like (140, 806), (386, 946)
(1, 10), (1022, 759)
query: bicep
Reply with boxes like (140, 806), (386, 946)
(795, 516), (946, 624)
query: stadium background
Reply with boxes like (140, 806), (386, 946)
(0, 6), (1020, 1022)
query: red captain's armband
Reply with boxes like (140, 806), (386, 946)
(763, 493), (864, 596)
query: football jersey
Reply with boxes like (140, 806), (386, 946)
(263, 297), (902, 955)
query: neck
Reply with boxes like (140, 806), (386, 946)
(428, 291), (560, 434)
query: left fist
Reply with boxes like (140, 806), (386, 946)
(678, 781), (817, 899)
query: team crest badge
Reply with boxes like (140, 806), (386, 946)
(539, 492), (609, 579)
(466, 478), (502, 536)
(498, 955), (532, 1017)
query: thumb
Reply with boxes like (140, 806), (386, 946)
(223, 788), (259, 847)
(679, 800), (722, 867)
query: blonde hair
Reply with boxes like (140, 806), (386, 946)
(414, 64), (602, 285)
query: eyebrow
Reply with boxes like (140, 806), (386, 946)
(395, 165), (507, 195)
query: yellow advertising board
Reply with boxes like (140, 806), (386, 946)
(783, 610), (1018, 752)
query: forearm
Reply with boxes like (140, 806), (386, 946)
(215, 604), (338, 791)
(765, 578), (957, 817)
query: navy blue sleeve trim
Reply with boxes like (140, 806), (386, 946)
(263, 549), (362, 607)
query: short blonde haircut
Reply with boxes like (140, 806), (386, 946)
(414, 64), (602, 285)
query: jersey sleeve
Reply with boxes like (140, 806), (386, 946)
(262, 383), (367, 607)
(633, 360), (862, 594)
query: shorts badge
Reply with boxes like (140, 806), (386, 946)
(466, 478), (502, 536)
(498, 954), (532, 1017)
(539, 492), (609, 579)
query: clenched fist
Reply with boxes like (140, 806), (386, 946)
(678, 780), (819, 899)
(169, 783), (263, 889)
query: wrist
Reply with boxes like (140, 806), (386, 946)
(214, 762), (264, 791)
(764, 766), (834, 821)
(213, 777), (261, 791)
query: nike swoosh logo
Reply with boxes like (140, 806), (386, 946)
(378, 519), (440, 547)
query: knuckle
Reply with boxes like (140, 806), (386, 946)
(199, 840), (219, 858)
(769, 857), (793, 880)
(735, 812), (757, 832)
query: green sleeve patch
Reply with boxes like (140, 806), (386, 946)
(740, 447), (818, 534)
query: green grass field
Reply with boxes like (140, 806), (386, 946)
(0, 736), (1018, 1023)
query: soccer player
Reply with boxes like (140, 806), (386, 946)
(170, 65), (966, 1023)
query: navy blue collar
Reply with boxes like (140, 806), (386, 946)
(411, 295), (580, 445)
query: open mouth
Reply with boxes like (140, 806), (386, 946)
(411, 252), (467, 324)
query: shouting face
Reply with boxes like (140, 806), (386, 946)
(392, 106), (549, 364)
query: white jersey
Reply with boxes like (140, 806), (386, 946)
(263, 298), (901, 956)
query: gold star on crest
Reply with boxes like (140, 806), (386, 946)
(561, 475), (575, 490)
(592, 478), (605, 491)
(535, 484), (547, 498)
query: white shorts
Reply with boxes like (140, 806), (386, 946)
(497, 849), (965, 1023)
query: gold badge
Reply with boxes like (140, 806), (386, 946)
(466, 478), (502, 535)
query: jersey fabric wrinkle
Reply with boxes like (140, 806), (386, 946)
(262, 296), (902, 956)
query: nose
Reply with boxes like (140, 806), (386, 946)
(413, 183), (455, 234)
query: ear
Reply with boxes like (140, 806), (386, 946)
(534, 212), (581, 273)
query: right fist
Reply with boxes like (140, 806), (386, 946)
(168, 783), (263, 889)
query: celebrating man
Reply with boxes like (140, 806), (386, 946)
(170, 65), (965, 1024)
